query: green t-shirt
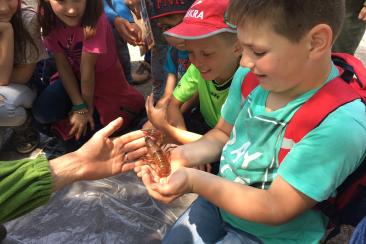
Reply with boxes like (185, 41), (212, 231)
(173, 64), (232, 128)
(219, 66), (366, 243)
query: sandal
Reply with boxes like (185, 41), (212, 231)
(11, 127), (40, 154)
(131, 61), (151, 84)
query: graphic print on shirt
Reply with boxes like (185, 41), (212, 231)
(220, 103), (287, 189)
(57, 34), (83, 71)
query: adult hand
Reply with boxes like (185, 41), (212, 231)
(76, 117), (147, 180)
(145, 94), (171, 131)
(114, 17), (143, 46)
(359, 6), (366, 21)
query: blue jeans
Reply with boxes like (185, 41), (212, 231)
(350, 216), (366, 244)
(163, 197), (263, 244)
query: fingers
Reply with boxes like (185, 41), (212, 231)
(156, 95), (170, 109)
(88, 115), (95, 131)
(97, 117), (123, 138)
(121, 162), (137, 172)
(359, 7), (366, 21)
(114, 129), (145, 146)
(145, 93), (154, 115)
(125, 147), (148, 162)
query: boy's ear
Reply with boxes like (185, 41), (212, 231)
(233, 40), (243, 57)
(307, 24), (333, 59)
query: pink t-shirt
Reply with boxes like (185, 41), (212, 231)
(43, 13), (117, 74)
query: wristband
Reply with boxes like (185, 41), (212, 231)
(73, 110), (88, 115)
(72, 103), (88, 111)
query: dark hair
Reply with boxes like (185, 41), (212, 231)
(39, 0), (103, 39)
(227, 0), (345, 43)
(11, 0), (38, 63)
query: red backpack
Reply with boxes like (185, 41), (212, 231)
(241, 53), (366, 231)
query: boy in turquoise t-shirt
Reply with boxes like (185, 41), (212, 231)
(138, 0), (366, 243)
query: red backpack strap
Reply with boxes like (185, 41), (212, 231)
(241, 72), (259, 99)
(332, 53), (366, 86)
(278, 78), (362, 163)
(332, 53), (366, 103)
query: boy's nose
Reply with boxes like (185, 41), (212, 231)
(240, 55), (255, 69)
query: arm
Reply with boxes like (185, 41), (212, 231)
(170, 169), (317, 225)
(0, 22), (14, 86)
(359, 4), (366, 21)
(80, 52), (97, 116)
(104, 0), (142, 45)
(146, 94), (203, 144)
(10, 63), (37, 84)
(103, 0), (133, 23)
(54, 52), (84, 105)
(0, 118), (146, 224)
(162, 73), (177, 98)
(167, 96), (186, 129)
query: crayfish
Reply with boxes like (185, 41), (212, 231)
(142, 129), (173, 178)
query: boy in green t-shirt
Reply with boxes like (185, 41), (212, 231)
(138, 0), (366, 243)
(145, 0), (241, 158)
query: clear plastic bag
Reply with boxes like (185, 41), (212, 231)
(4, 172), (196, 243)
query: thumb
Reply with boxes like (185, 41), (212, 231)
(156, 95), (171, 109)
(98, 117), (123, 138)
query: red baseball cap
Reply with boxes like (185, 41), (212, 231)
(164, 0), (236, 40)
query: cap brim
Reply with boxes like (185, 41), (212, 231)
(150, 11), (188, 20)
(164, 23), (236, 40)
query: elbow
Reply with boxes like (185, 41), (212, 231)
(0, 79), (10, 86)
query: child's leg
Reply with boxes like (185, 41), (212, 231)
(0, 84), (36, 126)
(32, 79), (72, 124)
(162, 197), (226, 243)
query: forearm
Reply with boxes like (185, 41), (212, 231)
(49, 151), (84, 192)
(0, 156), (53, 223)
(188, 168), (294, 225)
(178, 126), (229, 166)
(167, 102), (186, 129)
(163, 123), (202, 144)
(80, 77), (95, 112)
(55, 54), (84, 105)
(80, 52), (97, 111)
(0, 27), (14, 86)
(163, 74), (177, 98)
(10, 63), (37, 84)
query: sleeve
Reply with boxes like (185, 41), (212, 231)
(83, 14), (108, 54)
(0, 155), (53, 223)
(103, 0), (118, 23)
(164, 47), (177, 74)
(221, 67), (250, 125)
(278, 100), (366, 202)
(104, 0), (134, 23)
(172, 64), (199, 103)
(15, 8), (48, 64)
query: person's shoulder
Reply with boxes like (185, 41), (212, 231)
(320, 99), (366, 137)
(20, 4), (37, 27)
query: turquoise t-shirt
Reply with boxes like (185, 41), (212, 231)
(173, 64), (232, 128)
(219, 65), (366, 243)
